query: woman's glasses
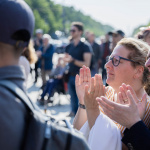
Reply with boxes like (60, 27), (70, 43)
(108, 55), (135, 67)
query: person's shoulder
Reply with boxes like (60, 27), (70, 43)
(81, 41), (89, 47)
(65, 43), (72, 53)
(66, 43), (72, 48)
(94, 42), (100, 46)
(19, 56), (30, 66)
(48, 44), (54, 49)
(81, 41), (92, 52)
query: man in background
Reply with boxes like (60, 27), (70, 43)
(88, 32), (101, 76)
(34, 29), (43, 83)
(64, 22), (92, 116)
(108, 30), (125, 51)
(100, 33), (111, 84)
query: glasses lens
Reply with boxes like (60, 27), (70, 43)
(113, 56), (120, 66)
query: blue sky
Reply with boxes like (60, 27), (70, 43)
(54, 0), (150, 36)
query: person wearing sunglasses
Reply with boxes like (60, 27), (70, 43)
(73, 38), (150, 150)
(64, 22), (92, 117)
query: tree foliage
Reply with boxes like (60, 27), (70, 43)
(25, 0), (113, 36)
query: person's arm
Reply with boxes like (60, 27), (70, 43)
(84, 74), (104, 129)
(73, 66), (90, 130)
(122, 121), (150, 150)
(73, 106), (87, 130)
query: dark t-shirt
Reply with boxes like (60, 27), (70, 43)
(65, 41), (91, 76)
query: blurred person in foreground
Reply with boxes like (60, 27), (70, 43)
(73, 38), (150, 150)
(33, 29), (43, 83)
(0, 0), (35, 149)
(37, 34), (54, 86)
(109, 30), (125, 51)
(88, 32), (101, 76)
(64, 22), (92, 117)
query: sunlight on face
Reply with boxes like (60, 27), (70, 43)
(105, 45), (136, 90)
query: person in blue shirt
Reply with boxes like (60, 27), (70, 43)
(37, 34), (54, 85)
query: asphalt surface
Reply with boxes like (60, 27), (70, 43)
(27, 73), (74, 124)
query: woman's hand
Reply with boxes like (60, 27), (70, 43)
(75, 66), (91, 104)
(97, 89), (142, 129)
(118, 83), (147, 119)
(84, 74), (104, 110)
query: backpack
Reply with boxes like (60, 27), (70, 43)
(0, 80), (90, 150)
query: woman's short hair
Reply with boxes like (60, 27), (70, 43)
(117, 38), (150, 95)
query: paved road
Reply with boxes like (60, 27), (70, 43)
(27, 74), (74, 124)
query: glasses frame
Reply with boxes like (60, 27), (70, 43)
(109, 55), (135, 67)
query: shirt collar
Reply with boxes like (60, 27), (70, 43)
(0, 65), (25, 81)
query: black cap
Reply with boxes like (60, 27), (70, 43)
(108, 30), (125, 37)
(0, 0), (35, 47)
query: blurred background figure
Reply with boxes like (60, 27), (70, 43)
(34, 29), (43, 83)
(136, 26), (150, 46)
(37, 34), (54, 86)
(100, 33), (111, 84)
(108, 30), (125, 51)
(88, 32), (101, 76)
(39, 57), (66, 105)
(64, 22), (92, 117)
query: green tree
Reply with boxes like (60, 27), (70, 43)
(25, 0), (113, 36)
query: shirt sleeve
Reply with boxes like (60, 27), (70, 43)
(122, 121), (150, 150)
(80, 113), (122, 150)
(83, 43), (92, 53)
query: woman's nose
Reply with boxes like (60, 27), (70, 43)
(105, 59), (113, 69)
(145, 58), (150, 67)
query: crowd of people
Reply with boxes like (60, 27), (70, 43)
(1, 0), (150, 150)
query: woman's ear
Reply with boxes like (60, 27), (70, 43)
(134, 66), (144, 79)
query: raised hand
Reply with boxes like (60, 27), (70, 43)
(75, 66), (91, 104)
(126, 84), (147, 119)
(118, 83), (147, 119)
(84, 74), (104, 110)
(97, 88), (146, 129)
(84, 74), (104, 129)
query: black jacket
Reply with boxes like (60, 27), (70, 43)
(122, 121), (150, 150)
